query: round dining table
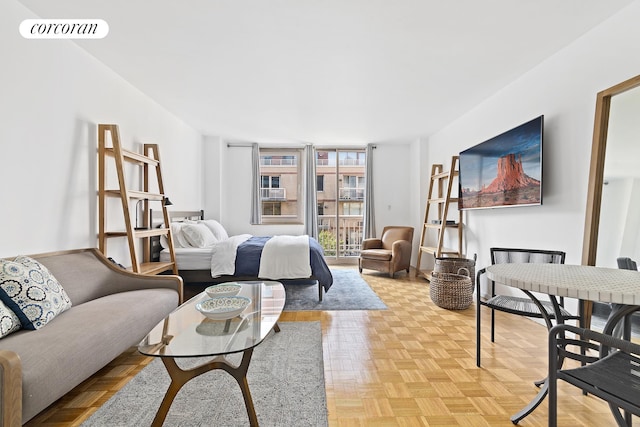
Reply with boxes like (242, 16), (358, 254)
(484, 263), (640, 424)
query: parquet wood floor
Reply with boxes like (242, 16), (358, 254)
(25, 268), (633, 426)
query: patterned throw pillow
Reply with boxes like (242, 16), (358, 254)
(0, 299), (21, 338)
(0, 256), (72, 330)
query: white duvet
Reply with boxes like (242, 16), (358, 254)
(209, 234), (312, 279)
(258, 235), (312, 279)
(209, 234), (252, 277)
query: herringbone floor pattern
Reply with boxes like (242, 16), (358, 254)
(26, 268), (630, 426)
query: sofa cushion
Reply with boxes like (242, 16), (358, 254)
(0, 256), (72, 330)
(0, 300), (21, 338)
(360, 249), (392, 261)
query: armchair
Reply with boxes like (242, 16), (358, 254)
(359, 226), (414, 278)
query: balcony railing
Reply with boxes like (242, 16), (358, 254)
(339, 188), (365, 200)
(260, 158), (297, 166)
(317, 215), (364, 257)
(261, 188), (286, 200)
(316, 158), (366, 166)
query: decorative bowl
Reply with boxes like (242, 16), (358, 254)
(205, 283), (242, 298)
(196, 296), (251, 320)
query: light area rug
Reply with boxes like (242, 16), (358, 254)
(82, 322), (327, 427)
(284, 268), (387, 311)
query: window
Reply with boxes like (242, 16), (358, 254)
(317, 175), (324, 192)
(342, 175), (365, 188)
(262, 202), (281, 216)
(340, 175), (365, 200)
(261, 175), (280, 188)
(261, 175), (284, 199)
(342, 202), (362, 216)
(259, 148), (303, 224)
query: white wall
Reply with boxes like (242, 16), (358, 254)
(0, 1), (203, 262)
(368, 143), (414, 235)
(424, 0), (640, 310)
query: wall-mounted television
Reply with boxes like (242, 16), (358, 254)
(458, 115), (543, 210)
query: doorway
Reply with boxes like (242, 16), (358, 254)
(316, 149), (366, 263)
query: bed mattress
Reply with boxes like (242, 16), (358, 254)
(160, 248), (212, 270)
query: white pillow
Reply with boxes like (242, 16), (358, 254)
(182, 223), (217, 248)
(160, 222), (192, 248)
(199, 219), (229, 241)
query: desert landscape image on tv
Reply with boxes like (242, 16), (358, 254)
(459, 116), (542, 210)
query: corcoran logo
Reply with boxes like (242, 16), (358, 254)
(20, 19), (109, 39)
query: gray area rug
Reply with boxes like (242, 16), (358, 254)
(284, 268), (387, 311)
(82, 322), (327, 427)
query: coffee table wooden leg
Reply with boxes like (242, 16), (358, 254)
(232, 349), (258, 426)
(152, 349), (258, 427)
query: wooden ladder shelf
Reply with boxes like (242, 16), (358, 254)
(416, 156), (464, 280)
(97, 124), (177, 275)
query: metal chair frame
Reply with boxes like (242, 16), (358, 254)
(475, 248), (581, 368)
(549, 324), (640, 427)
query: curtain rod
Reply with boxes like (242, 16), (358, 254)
(227, 142), (376, 149)
(226, 142), (306, 149)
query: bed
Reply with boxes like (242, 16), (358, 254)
(156, 210), (333, 300)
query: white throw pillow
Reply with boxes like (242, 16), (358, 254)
(182, 223), (217, 248)
(175, 222), (193, 248)
(160, 222), (193, 248)
(199, 219), (229, 241)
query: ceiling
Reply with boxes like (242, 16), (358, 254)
(17, 0), (636, 144)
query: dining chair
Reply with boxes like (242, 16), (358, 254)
(548, 324), (640, 427)
(614, 257), (638, 340)
(617, 256), (638, 271)
(475, 248), (581, 367)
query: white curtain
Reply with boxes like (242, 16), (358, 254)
(250, 143), (261, 225)
(304, 144), (318, 238)
(363, 144), (376, 238)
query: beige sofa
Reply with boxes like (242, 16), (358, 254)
(0, 248), (182, 426)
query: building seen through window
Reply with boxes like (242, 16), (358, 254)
(259, 148), (366, 258)
(316, 150), (366, 258)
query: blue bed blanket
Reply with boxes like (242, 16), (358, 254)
(234, 236), (333, 292)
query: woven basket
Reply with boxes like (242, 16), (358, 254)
(434, 255), (476, 287)
(430, 269), (473, 310)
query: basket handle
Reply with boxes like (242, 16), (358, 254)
(457, 267), (470, 277)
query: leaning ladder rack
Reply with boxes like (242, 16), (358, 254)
(416, 156), (463, 280)
(97, 124), (177, 275)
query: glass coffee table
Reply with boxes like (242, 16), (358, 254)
(138, 281), (285, 427)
